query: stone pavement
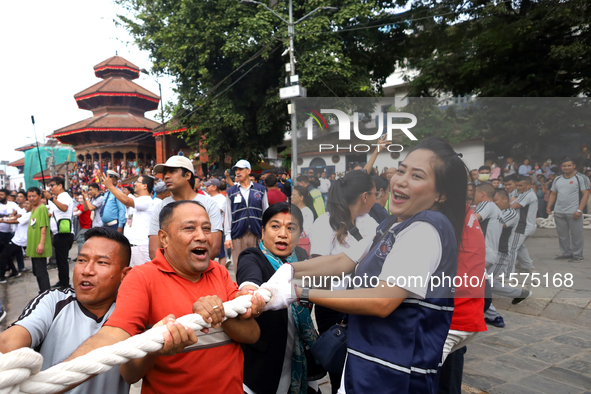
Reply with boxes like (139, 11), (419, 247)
(1, 228), (590, 394)
(462, 227), (591, 394)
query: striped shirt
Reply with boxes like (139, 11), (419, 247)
(514, 189), (538, 236)
(11, 289), (129, 394)
(499, 208), (518, 254)
(475, 201), (504, 264)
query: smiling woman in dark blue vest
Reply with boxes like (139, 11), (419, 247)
(265, 137), (468, 393)
(224, 160), (269, 270)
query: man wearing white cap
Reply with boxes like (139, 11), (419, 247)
(99, 170), (127, 233)
(224, 160), (268, 268)
(148, 156), (223, 260)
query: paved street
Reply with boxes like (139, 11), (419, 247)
(1, 228), (590, 393)
(460, 227), (591, 394)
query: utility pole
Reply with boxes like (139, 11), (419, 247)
(288, 0), (298, 178)
(241, 0), (337, 178)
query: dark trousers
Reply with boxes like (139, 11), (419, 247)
(15, 244), (24, 271)
(438, 346), (467, 394)
(53, 233), (74, 286)
(0, 242), (21, 278)
(0, 232), (13, 254)
(314, 305), (346, 394)
(32, 257), (50, 293)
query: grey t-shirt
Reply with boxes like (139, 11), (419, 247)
(149, 194), (223, 236)
(475, 201), (504, 265)
(514, 189), (538, 236)
(12, 288), (129, 394)
(551, 173), (591, 213)
(90, 195), (104, 228)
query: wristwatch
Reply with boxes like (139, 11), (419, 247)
(577, 209), (583, 213)
(299, 287), (313, 307)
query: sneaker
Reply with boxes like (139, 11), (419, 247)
(19, 268), (31, 273)
(0, 310), (6, 323)
(568, 257), (584, 262)
(51, 282), (64, 288)
(9, 272), (21, 279)
(555, 255), (572, 260)
(512, 289), (533, 305)
(0, 278), (6, 284)
(517, 267), (535, 274)
(225, 260), (232, 269)
(485, 316), (505, 328)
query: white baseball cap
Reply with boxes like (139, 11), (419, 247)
(232, 159), (251, 170)
(106, 170), (121, 179)
(154, 156), (195, 175)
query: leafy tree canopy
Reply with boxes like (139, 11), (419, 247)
(402, 0), (591, 97)
(115, 0), (407, 164)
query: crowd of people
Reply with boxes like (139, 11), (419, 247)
(0, 139), (588, 394)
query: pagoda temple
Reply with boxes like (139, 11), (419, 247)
(53, 56), (160, 166)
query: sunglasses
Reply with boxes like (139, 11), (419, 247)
(367, 191), (383, 199)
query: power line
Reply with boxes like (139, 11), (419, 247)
(274, 1), (513, 38)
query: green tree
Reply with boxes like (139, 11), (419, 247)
(401, 0), (591, 97)
(115, 0), (407, 164)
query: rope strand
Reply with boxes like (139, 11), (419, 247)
(0, 290), (271, 394)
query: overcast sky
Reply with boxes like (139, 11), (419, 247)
(0, 0), (176, 174)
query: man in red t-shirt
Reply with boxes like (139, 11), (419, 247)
(66, 201), (265, 394)
(265, 174), (288, 206)
(73, 194), (92, 251)
(438, 208), (487, 394)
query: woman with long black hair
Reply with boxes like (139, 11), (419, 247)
(292, 185), (317, 236)
(263, 137), (468, 393)
(308, 170), (378, 392)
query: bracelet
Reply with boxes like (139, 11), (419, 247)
(577, 209), (583, 213)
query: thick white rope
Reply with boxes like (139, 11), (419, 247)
(0, 290), (271, 394)
(536, 213), (591, 229)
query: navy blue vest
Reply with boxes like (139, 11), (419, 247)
(227, 182), (266, 238)
(345, 210), (458, 394)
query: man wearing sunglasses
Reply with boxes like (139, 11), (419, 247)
(369, 175), (391, 223)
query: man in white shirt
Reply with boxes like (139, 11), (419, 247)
(102, 174), (155, 266)
(0, 188), (18, 256)
(205, 178), (228, 267)
(503, 157), (517, 176)
(0, 198), (31, 282)
(317, 171), (331, 205)
(44, 177), (74, 289)
(148, 156), (223, 260)
(12, 191), (29, 272)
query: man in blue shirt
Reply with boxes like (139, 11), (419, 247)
(100, 171), (126, 233)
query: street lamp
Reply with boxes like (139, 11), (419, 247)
(240, 0), (338, 177)
(140, 68), (165, 124)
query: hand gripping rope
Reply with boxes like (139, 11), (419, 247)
(0, 290), (272, 394)
(536, 213), (591, 229)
